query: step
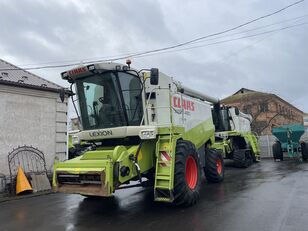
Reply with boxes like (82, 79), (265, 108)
(155, 175), (170, 180)
(155, 197), (173, 202)
(155, 185), (171, 190)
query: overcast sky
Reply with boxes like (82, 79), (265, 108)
(0, 0), (307, 113)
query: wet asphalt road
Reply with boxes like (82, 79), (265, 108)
(1, 159), (308, 231)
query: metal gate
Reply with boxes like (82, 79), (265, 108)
(7, 145), (48, 193)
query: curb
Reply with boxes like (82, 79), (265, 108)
(0, 190), (54, 203)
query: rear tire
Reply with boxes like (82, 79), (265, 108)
(301, 142), (308, 161)
(204, 149), (224, 183)
(173, 140), (201, 207)
(273, 142), (283, 161)
(233, 149), (253, 168)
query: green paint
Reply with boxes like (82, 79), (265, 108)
(183, 118), (215, 148)
(213, 131), (260, 161)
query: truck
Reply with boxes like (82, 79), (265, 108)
(272, 124), (308, 161)
(53, 61), (255, 206)
(212, 105), (260, 167)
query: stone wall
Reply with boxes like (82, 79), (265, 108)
(223, 93), (303, 135)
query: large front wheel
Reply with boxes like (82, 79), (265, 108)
(173, 140), (201, 206)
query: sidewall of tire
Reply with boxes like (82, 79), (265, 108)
(173, 140), (201, 206)
(204, 149), (224, 183)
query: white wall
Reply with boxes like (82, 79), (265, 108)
(0, 84), (67, 176)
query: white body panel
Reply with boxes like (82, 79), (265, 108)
(144, 72), (213, 132)
(229, 108), (252, 132)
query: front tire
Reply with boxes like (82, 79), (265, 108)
(204, 149), (224, 182)
(173, 140), (201, 206)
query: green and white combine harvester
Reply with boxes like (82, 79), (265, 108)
(212, 106), (260, 167)
(53, 61), (260, 206)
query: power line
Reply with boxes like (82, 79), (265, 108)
(1, 22), (306, 71)
(99, 0), (305, 60)
(0, 0), (305, 71)
(19, 13), (308, 67)
(128, 22), (308, 59)
(222, 32), (279, 62)
(188, 13), (308, 45)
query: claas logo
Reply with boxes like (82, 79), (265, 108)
(173, 96), (195, 111)
(68, 67), (88, 76)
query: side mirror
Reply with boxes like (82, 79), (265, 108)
(150, 68), (159, 85)
(59, 88), (65, 103)
(234, 107), (240, 116)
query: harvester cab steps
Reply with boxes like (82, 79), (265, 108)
(154, 135), (176, 202)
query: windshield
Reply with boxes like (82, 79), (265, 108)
(75, 71), (143, 130)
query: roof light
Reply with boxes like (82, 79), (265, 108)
(122, 65), (129, 71)
(88, 65), (95, 71)
(126, 59), (131, 68)
(61, 72), (68, 79)
(115, 65), (121, 71)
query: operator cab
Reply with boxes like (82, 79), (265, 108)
(61, 63), (145, 130)
(212, 104), (252, 132)
(75, 71), (143, 130)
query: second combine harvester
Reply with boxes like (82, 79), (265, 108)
(53, 61), (259, 206)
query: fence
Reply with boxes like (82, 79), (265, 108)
(7, 145), (48, 194)
(258, 135), (277, 158)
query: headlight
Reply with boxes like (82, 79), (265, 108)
(72, 135), (80, 145)
(139, 129), (156, 140)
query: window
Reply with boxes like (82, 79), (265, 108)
(1, 72), (8, 77)
(243, 105), (252, 114)
(75, 71), (143, 130)
(259, 102), (268, 112)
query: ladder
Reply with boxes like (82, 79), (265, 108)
(154, 134), (176, 202)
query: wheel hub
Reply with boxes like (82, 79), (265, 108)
(185, 156), (198, 189)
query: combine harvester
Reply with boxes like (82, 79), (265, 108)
(272, 124), (308, 161)
(53, 61), (259, 206)
(212, 106), (260, 167)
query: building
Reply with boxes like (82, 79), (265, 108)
(221, 88), (303, 135)
(69, 117), (81, 131)
(302, 113), (308, 142)
(304, 113), (308, 132)
(0, 59), (68, 177)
